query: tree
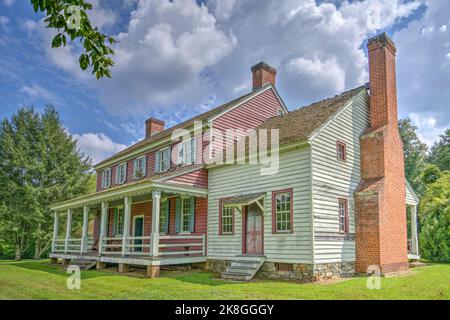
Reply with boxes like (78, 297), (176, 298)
(398, 118), (429, 197)
(31, 0), (116, 79)
(0, 106), (92, 260)
(429, 129), (450, 172)
(419, 169), (450, 263)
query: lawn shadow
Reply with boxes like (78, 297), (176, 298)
(2, 260), (116, 280)
(163, 269), (245, 287)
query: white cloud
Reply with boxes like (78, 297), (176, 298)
(287, 56), (346, 93)
(393, 0), (450, 142)
(0, 16), (10, 28)
(208, 0), (236, 20)
(20, 84), (62, 105)
(73, 132), (127, 164)
(440, 25), (447, 33)
(2, 0), (15, 6)
(409, 112), (446, 146)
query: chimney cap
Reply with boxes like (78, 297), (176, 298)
(145, 117), (165, 125)
(251, 61), (277, 75)
(367, 32), (396, 54)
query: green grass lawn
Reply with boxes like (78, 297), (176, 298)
(0, 260), (448, 300)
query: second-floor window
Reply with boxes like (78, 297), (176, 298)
(133, 156), (147, 179)
(155, 147), (171, 173)
(115, 162), (127, 185)
(178, 137), (196, 165)
(101, 168), (111, 189)
(337, 141), (347, 162)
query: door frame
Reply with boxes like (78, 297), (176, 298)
(132, 214), (144, 252)
(242, 203), (264, 255)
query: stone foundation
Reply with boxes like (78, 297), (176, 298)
(207, 259), (355, 282)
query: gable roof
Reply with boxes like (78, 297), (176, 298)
(95, 85), (282, 169)
(259, 86), (367, 146)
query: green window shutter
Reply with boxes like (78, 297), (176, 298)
(189, 197), (195, 233)
(175, 198), (181, 233)
(141, 156), (147, 177)
(155, 152), (160, 173)
(191, 137), (196, 164)
(133, 159), (138, 179)
(112, 208), (118, 236)
(115, 166), (119, 185)
(164, 201), (170, 233)
(119, 209), (124, 234)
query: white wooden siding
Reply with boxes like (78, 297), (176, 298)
(310, 91), (370, 264)
(207, 147), (313, 263)
(406, 182), (418, 205)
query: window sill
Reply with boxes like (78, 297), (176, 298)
(273, 230), (293, 234)
(178, 232), (192, 235)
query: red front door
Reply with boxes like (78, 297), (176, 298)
(245, 204), (263, 255)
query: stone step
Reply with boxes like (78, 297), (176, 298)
(221, 272), (253, 281)
(65, 259), (97, 270)
(230, 261), (261, 268)
(227, 265), (258, 272)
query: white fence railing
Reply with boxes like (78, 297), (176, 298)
(52, 237), (95, 254)
(159, 234), (206, 257)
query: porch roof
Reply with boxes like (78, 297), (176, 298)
(222, 192), (265, 207)
(50, 180), (208, 212)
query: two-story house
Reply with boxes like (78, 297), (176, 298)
(49, 33), (419, 281)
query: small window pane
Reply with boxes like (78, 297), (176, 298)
(181, 198), (191, 232)
(221, 205), (233, 234)
(159, 201), (168, 233)
(275, 191), (291, 232)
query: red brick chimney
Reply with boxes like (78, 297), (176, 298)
(355, 33), (408, 275)
(145, 118), (165, 139)
(251, 62), (277, 90)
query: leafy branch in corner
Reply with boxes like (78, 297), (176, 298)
(31, 0), (116, 79)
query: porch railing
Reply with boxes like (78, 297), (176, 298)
(52, 239), (66, 253)
(97, 234), (206, 258)
(159, 234), (206, 257)
(52, 237), (95, 254)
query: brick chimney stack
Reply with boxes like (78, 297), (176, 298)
(251, 62), (277, 90)
(355, 33), (408, 275)
(145, 118), (165, 139)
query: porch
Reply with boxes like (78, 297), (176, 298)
(50, 181), (208, 277)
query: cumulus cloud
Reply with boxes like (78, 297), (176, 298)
(394, 0), (450, 142)
(2, 0), (15, 6)
(73, 132), (127, 165)
(409, 112), (446, 146)
(20, 84), (62, 105)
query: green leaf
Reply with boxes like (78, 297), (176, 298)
(51, 34), (62, 48)
(79, 54), (89, 71)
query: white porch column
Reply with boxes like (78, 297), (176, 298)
(411, 205), (419, 255)
(81, 206), (89, 254)
(51, 212), (60, 253)
(150, 190), (161, 257)
(99, 201), (108, 255)
(122, 196), (132, 256)
(64, 209), (73, 254)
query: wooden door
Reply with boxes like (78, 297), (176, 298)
(245, 204), (263, 254)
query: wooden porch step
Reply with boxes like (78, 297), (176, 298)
(221, 256), (265, 282)
(65, 259), (97, 271)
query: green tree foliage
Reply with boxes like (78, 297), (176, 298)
(398, 118), (429, 197)
(31, 0), (116, 79)
(429, 129), (450, 172)
(419, 169), (450, 263)
(0, 106), (92, 260)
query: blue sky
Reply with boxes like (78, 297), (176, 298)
(0, 0), (448, 164)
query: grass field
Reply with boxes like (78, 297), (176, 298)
(0, 260), (448, 300)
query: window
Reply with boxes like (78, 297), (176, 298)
(277, 108), (285, 116)
(159, 200), (169, 234)
(116, 162), (127, 185)
(220, 201), (234, 235)
(272, 189), (293, 233)
(178, 137), (196, 165)
(113, 207), (124, 236)
(338, 198), (349, 233)
(181, 197), (192, 233)
(155, 147), (171, 173)
(336, 141), (347, 162)
(133, 156), (147, 179)
(101, 168), (111, 189)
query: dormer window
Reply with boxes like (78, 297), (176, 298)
(101, 168), (111, 189)
(178, 137), (197, 166)
(115, 162), (127, 185)
(155, 147), (171, 173)
(336, 141), (347, 162)
(133, 156), (147, 179)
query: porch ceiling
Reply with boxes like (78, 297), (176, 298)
(50, 180), (208, 212)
